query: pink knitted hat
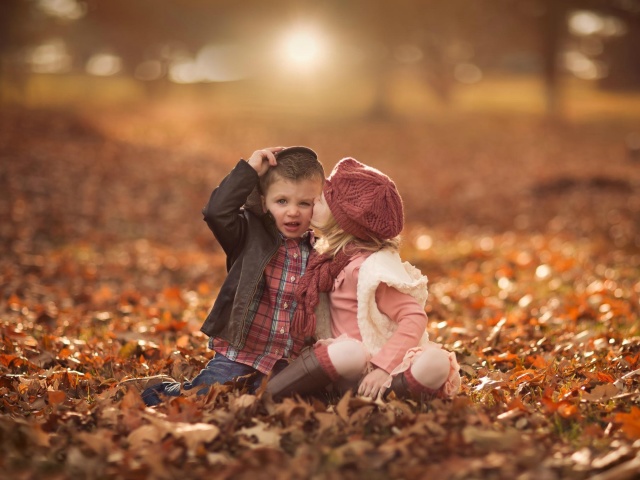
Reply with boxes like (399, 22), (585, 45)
(323, 158), (404, 240)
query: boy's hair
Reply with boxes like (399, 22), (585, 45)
(314, 214), (400, 258)
(259, 149), (325, 194)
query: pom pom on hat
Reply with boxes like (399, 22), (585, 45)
(324, 158), (404, 240)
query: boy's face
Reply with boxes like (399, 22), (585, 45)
(261, 176), (323, 239)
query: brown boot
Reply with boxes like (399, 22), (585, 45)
(265, 347), (333, 400)
(387, 370), (439, 401)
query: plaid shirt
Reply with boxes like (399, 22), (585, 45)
(211, 233), (312, 374)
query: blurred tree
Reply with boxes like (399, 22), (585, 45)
(536, 0), (640, 114)
(0, 0), (47, 102)
(579, 0), (640, 91)
(1, 0), (639, 112)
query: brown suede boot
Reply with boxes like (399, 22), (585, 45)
(387, 370), (440, 401)
(265, 347), (334, 400)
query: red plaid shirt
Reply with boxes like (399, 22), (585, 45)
(211, 233), (312, 374)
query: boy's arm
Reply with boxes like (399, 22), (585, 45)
(202, 160), (258, 256)
(202, 148), (283, 256)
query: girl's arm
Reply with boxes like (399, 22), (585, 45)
(371, 284), (428, 371)
(358, 284), (427, 398)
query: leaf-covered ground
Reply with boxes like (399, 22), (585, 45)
(1, 105), (640, 479)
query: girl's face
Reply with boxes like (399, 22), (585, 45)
(311, 192), (332, 229)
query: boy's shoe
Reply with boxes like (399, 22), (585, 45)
(118, 375), (176, 393)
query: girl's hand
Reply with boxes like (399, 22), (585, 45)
(246, 147), (285, 176)
(358, 367), (391, 399)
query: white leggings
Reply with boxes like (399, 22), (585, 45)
(326, 339), (451, 390)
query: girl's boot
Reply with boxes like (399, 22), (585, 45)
(387, 370), (439, 400)
(265, 346), (336, 400)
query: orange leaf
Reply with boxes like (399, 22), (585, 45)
(596, 372), (616, 383)
(557, 402), (580, 419)
(526, 355), (548, 369)
(614, 407), (640, 440)
(47, 390), (66, 406)
(58, 348), (72, 359)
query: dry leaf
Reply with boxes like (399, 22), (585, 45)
(237, 420), (281, 448)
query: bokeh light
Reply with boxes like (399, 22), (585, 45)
(38, 0), (85, 21)
(279, 26), (328, 71)
(86, 53), (122, 77)
(29, 39), (72, 73)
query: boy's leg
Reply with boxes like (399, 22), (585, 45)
(183, 354), (258, 394)
(141, 354), (259, 406)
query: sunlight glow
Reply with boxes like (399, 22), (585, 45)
(564, 51), (606, 80)
(38, 0), (85, 20)
(86, 53), (122, 76)
(569, 10), (627, 37)
(415, 234), (433, 250)
(280, 27), (327, 70)
(569, 11), (604, 36)
(168, 44), (250, 83)
(29, 39), (72, 73)
(536, 265), (551, 279)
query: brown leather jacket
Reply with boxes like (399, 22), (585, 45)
(199, 160), (281, 349)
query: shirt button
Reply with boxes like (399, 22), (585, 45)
(290, 275), (296, 282)
(293, 253), (298, 259)
(280, 327), (285, 334)
(284, 302), (288, 309)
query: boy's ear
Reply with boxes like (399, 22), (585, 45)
(260, 195), (268, 213)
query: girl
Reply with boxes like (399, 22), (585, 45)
(266, 158), (460, 401)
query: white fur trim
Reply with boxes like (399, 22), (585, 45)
(356, 249), (429, 355)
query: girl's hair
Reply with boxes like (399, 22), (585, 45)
(314, 214), (400, 258)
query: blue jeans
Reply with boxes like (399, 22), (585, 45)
(141, 354), (288, 406)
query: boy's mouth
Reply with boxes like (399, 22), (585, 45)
(283, 221), (301, 230)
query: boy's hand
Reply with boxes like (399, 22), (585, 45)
(246, 147), (285, 176)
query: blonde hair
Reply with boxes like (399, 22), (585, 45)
(314, 214), (400, 258)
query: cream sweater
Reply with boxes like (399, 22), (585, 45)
(314, 249), (430, 361)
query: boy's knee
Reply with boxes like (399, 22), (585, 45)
(327, 339), (368, 381)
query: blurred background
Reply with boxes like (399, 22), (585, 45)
(1, 0), (640, 262)
(2, 0), (640, 118)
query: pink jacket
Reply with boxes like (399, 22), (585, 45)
(326, 252), (429, 373)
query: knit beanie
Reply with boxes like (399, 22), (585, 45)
(323, 158), (404, 240)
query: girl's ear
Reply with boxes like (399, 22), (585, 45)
(261, 195), (268, 213)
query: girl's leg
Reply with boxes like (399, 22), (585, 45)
(389, 345), (460, 399)
(326, 338), (369, 381)
(408, 345), (451, 390)
(265, 338), (368, 400)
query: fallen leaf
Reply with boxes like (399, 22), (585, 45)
(582, 383), (620, 402)
(46, 390), (66, 406)
(614, 407), (640, 440)
(237, 420), (281, 448)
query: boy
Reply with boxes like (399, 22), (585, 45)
(140, 146), (325, 406)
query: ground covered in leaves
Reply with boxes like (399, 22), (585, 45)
(1, 105), (640, 479)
